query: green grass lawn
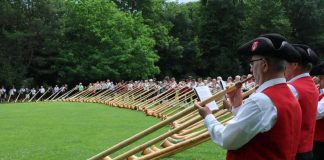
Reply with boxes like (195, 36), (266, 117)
(0, 102), (226, 160)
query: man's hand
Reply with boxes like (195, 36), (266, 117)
(222, 99), (232, 110)
(194, 101), (212, 118)
(226, 84), (243, 108)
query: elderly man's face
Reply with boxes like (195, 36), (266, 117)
(249, 55), (265, 85)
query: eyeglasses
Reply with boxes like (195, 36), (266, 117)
(249, 58), (263, 67)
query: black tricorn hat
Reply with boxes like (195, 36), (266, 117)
(310, 62), (324, 76)
(237, 34), (300, 62)
(260, 33), (287, 49)
(293, 44), (319, 65)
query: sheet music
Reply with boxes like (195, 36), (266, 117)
(194, 86), (219, 111)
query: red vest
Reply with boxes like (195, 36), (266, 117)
(226, 83), (302, 160)
(315, 94), (324, 142)
(289, 76), (318, 153)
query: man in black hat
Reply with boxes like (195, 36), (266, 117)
(195, 33), (302, 160)
(283, 44), (319, 160)
(310, 62), (324, 160)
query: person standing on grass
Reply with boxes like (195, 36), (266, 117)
(309, 62), (324, 160)
(282, 43), (319, 160)
(0, 86), (6, 102)
(78, 83), (84, 92)
(195, 34), (302, 160)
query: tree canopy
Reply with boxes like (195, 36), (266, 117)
(0, 0), (323, 87)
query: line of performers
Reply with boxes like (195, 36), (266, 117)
(0, 84), (68, 102)
(195, 33), (324, 160)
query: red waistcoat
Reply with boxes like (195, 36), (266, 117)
(315, 93), (324, 142)
(226, 83), (302, 160)
(289, 76), (318, 153)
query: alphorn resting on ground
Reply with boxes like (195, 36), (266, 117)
(88, 76), (254, 160)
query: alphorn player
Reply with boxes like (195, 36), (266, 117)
(195, 34), (302, 160)
(281, 40), (319, 160)
(310, 62), (324, 160)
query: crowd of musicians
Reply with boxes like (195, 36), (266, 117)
(0, 75), (254, 103)
(195, 33), (324, 160)
(0, 84), (69, 103)
(1, 32), (324, 160)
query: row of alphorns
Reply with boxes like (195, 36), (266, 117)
(56, 77), (256, 160)
(3, 77), (256, 159)
(2, 87), (75, 103)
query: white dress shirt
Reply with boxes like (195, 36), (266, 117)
(203, 78), (287, 150)
(320, 88), (324, 94)
(287, 73), (311, 99)
(317, 97), (324, 120)
(287, 73), (324, 120)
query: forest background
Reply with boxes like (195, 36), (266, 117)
(0, 0), (323, 87)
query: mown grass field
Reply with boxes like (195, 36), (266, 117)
(0, 102), (226, 160)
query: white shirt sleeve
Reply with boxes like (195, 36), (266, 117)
(317, 97), (324, 120)
(231, 105), (241, 116)
(288, 84), (299, 99)
(204, 93), (277, 150)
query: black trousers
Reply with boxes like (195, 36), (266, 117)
(295, 151), (313, 160)
(314, 141), (324, 160)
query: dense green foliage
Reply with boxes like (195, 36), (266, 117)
(0, 102), (226, 159)
(57, 0), (159, 83)
(0, 0), (323, 86)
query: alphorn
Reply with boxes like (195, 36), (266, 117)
(88, 76), (252, 160)
(140, 89), (177, 111)
(14, 92), (21, 103)
(67, 88), (88, 101)
(163, 97), (198, 119)
(119, 88), (149, 109)
(153, 91), (195, 117)
(86, 88), (112, 102)
(82, 89), (105, 102)
(22, 92), (30, 102)
(124, 86), (257, 160)
(54, 87), (76, 101)
(36, 88), (50, 102)
(7, 93), (12, 103)
(146, 90), (195, 118)
(137, 88), (176, 110)
(67, 86), (94, 101)
(50, 90), (63, 101)
(102, 86), (126, 103)
(109, 88), (137, 107)
(78, 87), (97, 102)
(44, 90), (57, 101)
(114, 109), (232, 160)
(87, 89), (112, 103)
(112, 88), (148, 108)
(74, 87), (97, 102)
(130, 89), (161, 110)
(28, 90), (39, 102)
(150, 90), (189, 113)
(137, 117), (233, 160)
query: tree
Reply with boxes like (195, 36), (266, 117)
(55, 0), (159, 83)
(241, 0), (292, 41)
(198, 0), (245, 77)
(0, 0), (63, 86)
(282, 0), (324, 54)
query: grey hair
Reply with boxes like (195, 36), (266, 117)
(265, 56), (288, 72)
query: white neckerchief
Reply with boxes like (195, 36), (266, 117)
(255, 78), (286, 93)
(287, 73), (310, 83)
